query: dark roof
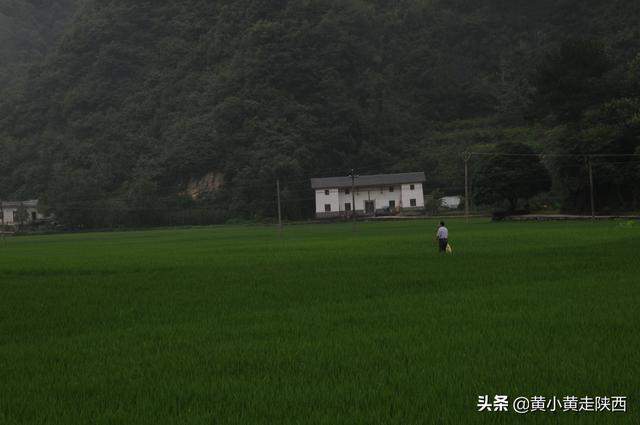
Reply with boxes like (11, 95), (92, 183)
(1, 199), (38, 208)
(311, 172), (425, 189)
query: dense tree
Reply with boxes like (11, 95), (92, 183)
(531, 39), (616, 123)
(472, 142), (552, 211)
(0, 1), (639, 225)
(532, 43), (640, 212)
(0, 0), (77, 94)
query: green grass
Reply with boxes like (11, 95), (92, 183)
(0, 219), (639, 424)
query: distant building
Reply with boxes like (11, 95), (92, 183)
(310, 172), (426, 218)
(441, 196), (461, 209)
(0, 200), (46, 226)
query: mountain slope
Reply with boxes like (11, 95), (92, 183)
(0, 0), (77, 92)
(1, 0), (639, 223)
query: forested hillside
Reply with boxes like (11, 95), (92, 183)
(1, 0), (639, 225)
(0, 0), (76, 93)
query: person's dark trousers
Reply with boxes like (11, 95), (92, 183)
(439, 238), (448, 253)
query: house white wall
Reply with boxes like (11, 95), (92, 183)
(0, 202), (44, 226)
(400, 183), (424, 208)
(315, 189), (340, 214)
(351, 186), (401, 211)
(315, 183), (424, 216)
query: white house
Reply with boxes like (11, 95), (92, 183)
(310, 172), (426, 218)
(0, 200), (45, 226)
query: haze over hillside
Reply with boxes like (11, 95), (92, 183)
(1, 0), (639, 225)
(0, 0), (76, 91)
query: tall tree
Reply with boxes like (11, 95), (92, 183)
(473, 142), (552, 211)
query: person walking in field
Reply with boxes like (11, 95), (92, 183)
(436, 221), (449, 254)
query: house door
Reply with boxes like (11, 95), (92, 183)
(364, 200), (375, 215)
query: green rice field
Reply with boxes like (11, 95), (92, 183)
(0, 219), (639, 424)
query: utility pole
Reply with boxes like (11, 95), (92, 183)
(587, 156), (595, 220)
(463, 152), (471, 222)
(350, 169), (357, 232)
(276, 178), (283, 237)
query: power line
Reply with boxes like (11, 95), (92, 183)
(468, 152), (640, 158)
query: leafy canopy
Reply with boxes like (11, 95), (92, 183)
(473, 142), (552, 211)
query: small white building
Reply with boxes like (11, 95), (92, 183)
(311, 172), (425, 218)
(0, 200), (45, 226)
(441, 196), (462, 209)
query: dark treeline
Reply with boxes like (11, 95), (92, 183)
(0, 0), (639, 226)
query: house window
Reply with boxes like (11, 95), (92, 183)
(345, 189), (350, 195)
(324, 204), (331, 212)
(389, 200), (395, 208)
(31, 212), (37, 221)
(13, 211), (19, 221)
(410, 184), (415, 190)
(389, 186), (394, 192)
(345, 203), (351, 211)
(410, 199), (417, 207)
(324, 189), (330, 196)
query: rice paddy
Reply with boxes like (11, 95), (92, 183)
(0, 219), (638, 424)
